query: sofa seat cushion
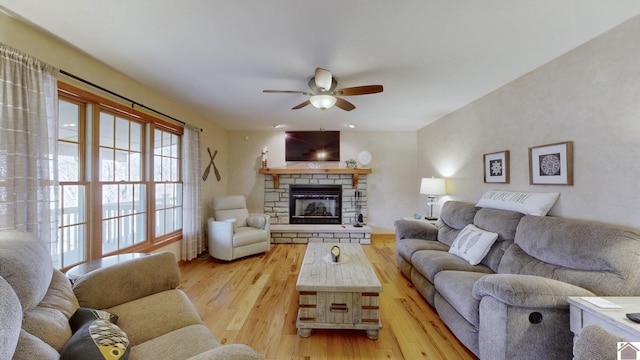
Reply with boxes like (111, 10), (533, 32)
(107, 289), (203, 346)
(129, 324), (220, 360)
(411, 250), (493, 283)
(234, 227), (269, 247)
(434, 271), (487, 327)
(14, 330), (60, 360)
(397, 239), (450, 263)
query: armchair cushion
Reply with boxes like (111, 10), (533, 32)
(234, 227), (270, 247)
(212, 195), (249, 227)
(247, 214), (267, 229)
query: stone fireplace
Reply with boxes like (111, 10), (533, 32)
(261, 169), (371, 244)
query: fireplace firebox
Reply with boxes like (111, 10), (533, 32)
(289, 185), (342, 224)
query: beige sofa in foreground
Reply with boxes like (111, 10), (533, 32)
(0, 229), (263, 360)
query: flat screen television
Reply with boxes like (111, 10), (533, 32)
(285, 131), (340, 162)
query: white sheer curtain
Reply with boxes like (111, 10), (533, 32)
(181, 124), (203, 260)
(0, 44), (59, 250)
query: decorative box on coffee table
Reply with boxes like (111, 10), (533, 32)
(295, 243), (383, 339)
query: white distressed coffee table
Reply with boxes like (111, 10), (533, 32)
(295, 243), (383, 339)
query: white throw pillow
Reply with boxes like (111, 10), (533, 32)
(476, 190), (559, 216)
(247, 215), (266, 229)
(449, 224), (499, 265)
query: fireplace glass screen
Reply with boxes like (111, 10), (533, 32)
(289, 185), (341, 224)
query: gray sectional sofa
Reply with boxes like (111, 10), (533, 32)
(395, 201), (640, 360)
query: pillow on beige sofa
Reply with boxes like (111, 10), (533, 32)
(61, 308), (129, 360)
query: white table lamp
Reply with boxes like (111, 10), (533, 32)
(420, 177), (446, 220)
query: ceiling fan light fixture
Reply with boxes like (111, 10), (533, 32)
(310, 95), (337, 110)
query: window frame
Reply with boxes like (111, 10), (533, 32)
(58, 82), (183, 269)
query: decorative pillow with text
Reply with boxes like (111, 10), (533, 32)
(476, 190), (559, 216)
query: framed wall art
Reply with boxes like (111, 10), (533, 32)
(529, 141), (574, 185)
(483, 150), (509, 183)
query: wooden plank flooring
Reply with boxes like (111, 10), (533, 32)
(178, 235), (477, 360)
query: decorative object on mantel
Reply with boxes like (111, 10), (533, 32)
(420, 177), (446, 220)
(358, 150), (372, 167)
(345, 158), (357, 168)
(202, 148), (221, 181)
(483, 150), (510, 183)
(261, 146), (268, 169)
(529, 141), (573, 185)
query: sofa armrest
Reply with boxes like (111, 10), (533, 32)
(472, 274), (595, 308)
(73, 252), (180, 309)
(186, 344), (264, 360)
(394, 219), (438, 241)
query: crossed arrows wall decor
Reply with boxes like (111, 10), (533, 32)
(202, 147), (221, 181)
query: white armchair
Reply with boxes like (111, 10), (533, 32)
(207, 195), (271, 261)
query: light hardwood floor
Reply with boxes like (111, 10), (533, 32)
(178, 235), (477, 360)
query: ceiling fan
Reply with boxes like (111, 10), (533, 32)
(263, 68), (383, 111)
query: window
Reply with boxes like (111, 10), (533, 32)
(57, 98), (87, 268)
(54, 83), (183, 269)
(153, 129), (183, 238)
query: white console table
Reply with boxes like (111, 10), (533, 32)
(568, 296), (640, 345)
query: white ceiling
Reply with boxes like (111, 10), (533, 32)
(2, 1), (640, 131)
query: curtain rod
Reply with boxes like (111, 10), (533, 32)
(60, 69), (202, 132)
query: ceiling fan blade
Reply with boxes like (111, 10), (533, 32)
(314, 68), (333, 91)
(292, 99), (311, 110)
(334, 97), (356, 111)
(334, 85), (383, 96)
(263, 90), (312, 96)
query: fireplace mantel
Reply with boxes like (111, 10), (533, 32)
(259, 167), (372, 188)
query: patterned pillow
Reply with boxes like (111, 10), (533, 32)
(61, 308), (129, 360)
(448, 224), (499, 265)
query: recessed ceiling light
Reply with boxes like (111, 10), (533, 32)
(347, 124), (356, 129)
(273, 124), (284, 128)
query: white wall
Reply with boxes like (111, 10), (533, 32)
(417, 14), (640, 229)
(227, 131), (419, 233)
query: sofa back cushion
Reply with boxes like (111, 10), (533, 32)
(0, 230), (52, 311)
(498, 215), (640, 295)
(474, 207), (525, 272)
(437, 201), (480, 246)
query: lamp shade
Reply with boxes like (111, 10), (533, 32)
(310, 95), (337, 110)
(420, 177), (446, 195)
